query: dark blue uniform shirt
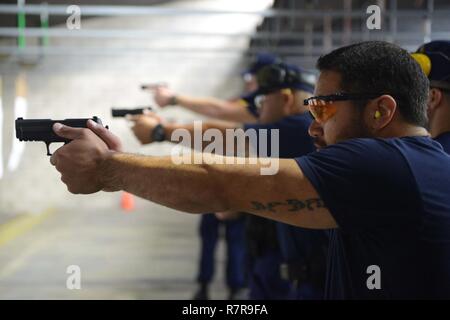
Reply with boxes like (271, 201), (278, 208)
(296, 136), (450, 299)
(435, 131), (450, 154)
(243, 112), (315, 158)
(245, 113), (328, 294)
(238, 92), (259, 118)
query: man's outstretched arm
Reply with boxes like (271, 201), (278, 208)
(50, 121), (337, 230)
(173, 95), (258, 123)
(127, 112), (241, 147)
(150, 86), (257, 123)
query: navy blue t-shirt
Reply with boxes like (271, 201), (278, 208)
(239, 92), (259, 118)
(435, 131), (450, 154)
(243, 112), (315, 158)
(296, 137), (450, 299)
(245, 113), (328, 287)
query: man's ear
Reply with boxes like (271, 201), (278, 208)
(368, 95), (397, 130)
(428, 88), (443, 112)
(281, 89), (295, 113)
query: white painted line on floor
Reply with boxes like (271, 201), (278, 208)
(0, 209), (57, 279)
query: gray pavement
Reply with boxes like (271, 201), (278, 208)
(0, 199), (233, 299)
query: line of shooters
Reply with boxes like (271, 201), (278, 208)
(16, 40), (450, 299)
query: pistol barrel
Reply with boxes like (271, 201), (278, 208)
(111, 107), (152, 118)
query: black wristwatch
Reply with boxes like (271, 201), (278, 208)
(151, 124), (166, 142)
(168, 95), (178, 106)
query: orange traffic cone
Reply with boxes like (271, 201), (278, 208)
(121, 192), (135, 212)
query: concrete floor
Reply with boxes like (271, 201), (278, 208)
(0, 198), (236, 299)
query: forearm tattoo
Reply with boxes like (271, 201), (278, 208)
(250, 198), (326, 213)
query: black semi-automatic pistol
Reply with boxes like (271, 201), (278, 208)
(15, 116), (106, 156)
(111, 107), (153, 118)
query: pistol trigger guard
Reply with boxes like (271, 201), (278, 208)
(46, 142), (52, 156)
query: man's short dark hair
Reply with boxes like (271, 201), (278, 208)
(317, 41), (429, 127)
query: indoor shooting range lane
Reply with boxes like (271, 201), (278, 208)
(0, 0), (269, 299)
(0, 201), (232, 299)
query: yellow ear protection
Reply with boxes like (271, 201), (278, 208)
(237, 99), (249, 107)
(411, 53), (431, 77)
(281, 88), (292, 95)
(374, 110), (381, 119)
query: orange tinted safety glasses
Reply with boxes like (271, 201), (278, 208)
(304, 93), (384, 124)
(305, 99), (337, 124)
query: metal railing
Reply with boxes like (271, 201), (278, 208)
(1, 4), (449, 18)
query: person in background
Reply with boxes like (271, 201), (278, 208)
(413, 40), (450, 153)
(127, 62), (327, 299)
(141, 53), (279, 300)
(146, 53), (280, 123)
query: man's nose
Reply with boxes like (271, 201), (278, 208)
(308, 119), (323, 138)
